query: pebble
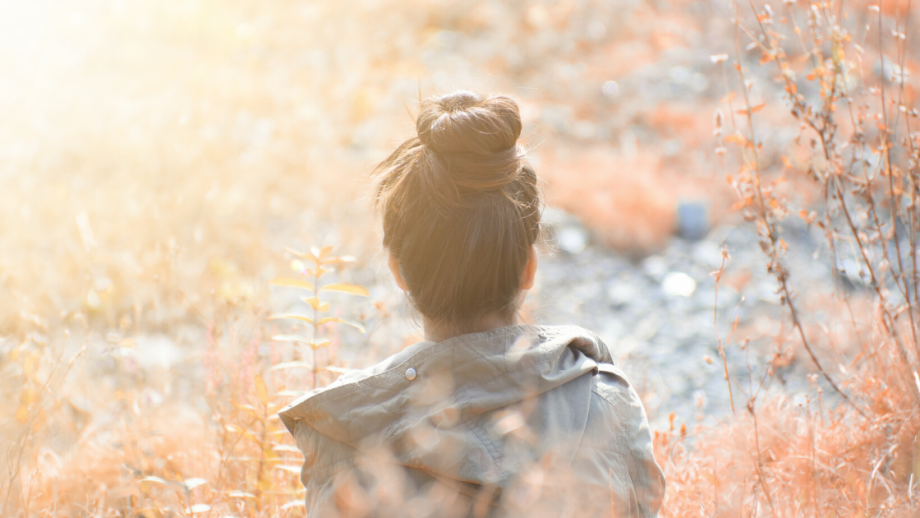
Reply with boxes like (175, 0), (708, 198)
(555, 226), (589, 254)
(677, 201), (710, 241)
(662, 272), (696, 298)
(532, 209), (843, 429)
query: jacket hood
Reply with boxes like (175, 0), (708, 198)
(278, 325), (613, 486)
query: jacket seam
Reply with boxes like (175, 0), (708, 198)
(352, 355), (559, 442)
(302, 354), (565, 479)
(294, 326), (532, 409)
(591, 387), (619, 407)
(281, 325), (598, 420)
(569, 377), (594, 466)
(467, 419), (503, 466)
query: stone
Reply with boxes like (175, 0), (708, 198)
(555, 226), (589, 254)
(642, 255), (669, 281)
(677, 201), (710, 241)
(662, 272), (696, 298)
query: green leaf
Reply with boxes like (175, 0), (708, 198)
(285, 247), (319, 263)
(268, 314), (314, 324)
(269, 277), (315, 291)
(301, 297), (330, 312)
(306, 266), (330, 278)
(319, 283), (369, 296)
(310, 339), (331, 350)
(317, 317), (366, 334)
(311, 246), (334, 260)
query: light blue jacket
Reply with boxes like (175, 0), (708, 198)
(279, 325), (665, 517)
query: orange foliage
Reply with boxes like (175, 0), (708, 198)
(541, 144), (733, 252)
(541, 148), (677, 252)
(7, 0), (920, 516)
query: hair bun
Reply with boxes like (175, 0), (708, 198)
(416, 91), (523, 155)
(373, 90), (542, 327)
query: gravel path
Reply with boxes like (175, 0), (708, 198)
(531, 209), (845, 429)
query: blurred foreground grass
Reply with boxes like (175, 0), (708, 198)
(6, 0), (920, 515)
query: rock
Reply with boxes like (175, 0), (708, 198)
(677, 200), (710, 241)
(662, 271), (696, 298)
(642, 255), (669, 281)
(601, 80), (620, 99)
(692, 240), (723, 269)
(607, 277), (640, 307)
(544, 206), (590, 254)
(526, 221), (842, 426)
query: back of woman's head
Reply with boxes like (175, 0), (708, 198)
(373, 91), (542, 330)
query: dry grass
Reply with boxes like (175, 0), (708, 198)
(656, 0), (920, 515)
(540, 143), (734, 253)
(5, 0), (920, 516)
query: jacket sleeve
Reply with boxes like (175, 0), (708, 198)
(570, 366), (666, 518)
(285, 418), (447, 517)
(621, 378), (665, 516)
(284, 418), (352, 517)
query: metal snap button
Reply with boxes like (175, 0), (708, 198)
(405, 367), (417, 381)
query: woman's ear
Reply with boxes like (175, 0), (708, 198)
(520, 246), (538, 291)
(388, 253), (409, 291)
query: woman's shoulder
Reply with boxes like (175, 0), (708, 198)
(575, 363), (666, 516)
(591, 363), (634, 404)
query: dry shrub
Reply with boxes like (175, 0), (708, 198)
(10, 0), (920, 516)
(2, 313), (313, 517)
(25, 405), (213, 515)
(541, 145), (733, 252)
(541, 147), (676, 252)
(659, 319), (920, 516)
(656, 0), (920, 515)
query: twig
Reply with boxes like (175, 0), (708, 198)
(877, 4), (920, 358)
(732, 0), (864, 416)
(1, 338), (86, 515)
(748, 399), (778, 516)
(712, 247), (737, 414)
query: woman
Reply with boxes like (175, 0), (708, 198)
(280, 91), (665, 517)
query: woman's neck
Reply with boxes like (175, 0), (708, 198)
(423, 312), (517, 343)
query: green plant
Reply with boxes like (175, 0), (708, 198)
(269, 245), (369, 390)
(203, 244), (371, 514)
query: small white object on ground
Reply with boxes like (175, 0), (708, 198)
(662, 272), (696, 298)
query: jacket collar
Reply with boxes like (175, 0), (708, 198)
(279, 325), (612, 448)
